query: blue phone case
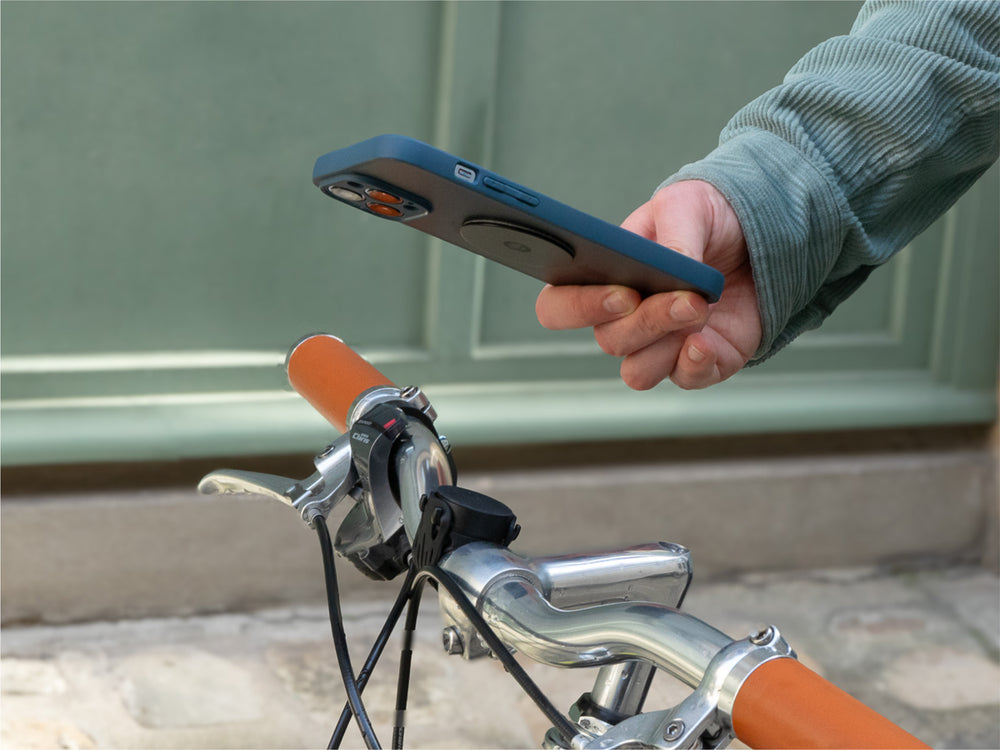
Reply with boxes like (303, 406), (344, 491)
(313, 135), (724, 302)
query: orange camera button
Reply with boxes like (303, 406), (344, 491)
(365, 189), (403, 204)
(368, 202), (403, 218)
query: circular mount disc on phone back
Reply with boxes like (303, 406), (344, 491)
(458, 219), (574, 273)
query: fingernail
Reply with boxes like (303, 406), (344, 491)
(604, 291), (633, 314)
(671, 297), (700, 323)
(687, 344), (707, 363)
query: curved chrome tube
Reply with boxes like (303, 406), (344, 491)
(394, 421), (455, 540)
(478, 578), (732, 688)
(535, 541), (691, 610)
(345, 384), (454, 542)
(438, 542), (691, 612)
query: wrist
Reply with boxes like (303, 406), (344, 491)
(658, 130), (845, 364)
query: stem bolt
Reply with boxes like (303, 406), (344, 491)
(749, 625), (775, 645)
(442, 626), (464, 655)
(663, 720), (685, 741)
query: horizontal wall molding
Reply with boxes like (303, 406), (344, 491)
(3, 370), (994, 465)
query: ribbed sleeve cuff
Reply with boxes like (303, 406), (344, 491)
(658, 129), (849, 364)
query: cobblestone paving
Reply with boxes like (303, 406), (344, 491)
(2, 566), (998, 749)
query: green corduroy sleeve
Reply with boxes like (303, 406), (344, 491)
(659, 0), (1000, 364)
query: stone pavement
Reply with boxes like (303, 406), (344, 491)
(2, 565), (998, 750)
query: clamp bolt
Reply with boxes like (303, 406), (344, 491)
(663, 720), (685, 742)
(749, 625), (775, 645)
(442, 626), (464, 655)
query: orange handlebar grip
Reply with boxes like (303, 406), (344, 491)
(286, 334), (395, 433)
(732, 657), (929, 749)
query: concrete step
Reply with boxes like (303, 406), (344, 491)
(2, 428), (995, 625)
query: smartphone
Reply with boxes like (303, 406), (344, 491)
(312, 135), (724, 302)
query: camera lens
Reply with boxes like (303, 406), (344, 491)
(329, 186), (364, 202)
(367, 202), (403, 218)
(365, 188), (403, 204)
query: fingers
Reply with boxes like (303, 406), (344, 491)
(536, 284), (640, 330)
(537, 282), (709, 349)
(619, 336), (686, 391)
(537, 182), (754, 391)
(670, 331), (724, 390)
(620, 329), (744, 391)
(593, 291), (708, 356)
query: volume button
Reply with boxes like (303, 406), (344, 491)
(483, 176), (540, 206)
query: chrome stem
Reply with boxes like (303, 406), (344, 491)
(590, 661), (656, 718)
(479, 578), (732, 688)
(394, 420), (455, 540)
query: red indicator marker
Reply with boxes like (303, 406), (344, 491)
(383, 418), (398, 430)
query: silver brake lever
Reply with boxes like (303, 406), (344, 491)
(197, 469), (301, 507)
(198, 433), (357, 527)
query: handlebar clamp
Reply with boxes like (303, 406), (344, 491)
(570, 626), (794, 750)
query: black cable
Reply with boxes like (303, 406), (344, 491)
(422, 565), (578, 745)
(329, 566), (417, 750)
(315, 517), (382, 750)
(317, 544), (577, 749)
(392, 576), (425, 749)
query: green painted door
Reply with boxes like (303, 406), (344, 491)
(3, 1), (996, 464)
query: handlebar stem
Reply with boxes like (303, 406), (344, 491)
(481, 578), (732, 685)
(394, 420), (456, 539)
(437, 542), (797, 749)
(437, 542), (726, 684)
(439, 541), (692, 613)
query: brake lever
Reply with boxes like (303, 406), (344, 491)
(198, 433), (357, 527)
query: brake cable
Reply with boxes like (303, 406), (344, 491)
(327, 565), (418, 749)
(317, 487), (578, 749)
(421, 565), (578, 745)
(391, 576), (425, 750)
(315, 516), (382, 749)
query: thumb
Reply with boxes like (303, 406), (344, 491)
(622, 182), (716, 263)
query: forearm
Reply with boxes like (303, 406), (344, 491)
(661, 0), (1000, 363)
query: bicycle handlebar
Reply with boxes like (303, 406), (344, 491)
(287, 333), (394, 433)
(441, 542), (930, 749)
(263, 334), (932, 749)
(733, 657), (928, 749)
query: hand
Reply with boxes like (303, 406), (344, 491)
(535, 180), (761, 390)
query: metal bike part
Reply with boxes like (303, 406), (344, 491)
(434, 543), (801, 749)
(348, 385), (403, 430)
(343, 382), (454, 540)
(395, 420), (455, 541)
(538, 542), (692, 610)
(575, 626), (794, 750)
(589, 661), (657, 719)
(339, 402), (410, 559)
(198, 433), (357, 526)
(334, 385), (455, 580)
(436, 542), (692, 662)
(574, 547), (694, 734)
(551, 662), (657, 749)
(335, 414), (453, 568)
(346, 383), (438, 432)
(479, 577), (731, 683)
(561, 543), (691, 736)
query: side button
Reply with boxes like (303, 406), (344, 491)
(483, 176), (540, 206)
